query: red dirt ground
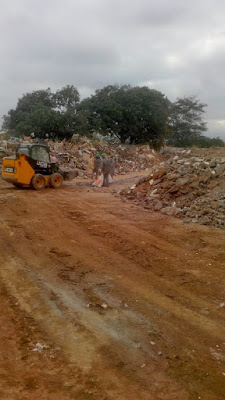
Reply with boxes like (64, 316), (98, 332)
(0, 171), (225, 399)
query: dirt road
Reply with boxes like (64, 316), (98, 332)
(0, 173), (225, 400)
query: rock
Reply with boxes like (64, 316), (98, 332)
(82, 152), (91, 162)
(167, 173), (180, 180)
(199, 207), (211, 216)
(119, 148), (225, 230)
(150, 188), (158, 197)
(199, 161), (210, 169)
(146, 153), (155, 160)
(218, 200), (225, 207)
(161, 206), (181, 216)
(216, 164), (225, 176)
(130, 184), (136, 190)
(208, 180), (219, 190)
(161, 181), (174, 190)
(177, 167), (189, 176)
(168, 186), (179, 194)
(152, 167), (168, 180)
(199, 216), (211, 225)
(137, 154), (146, 161)
(199, 168), (212, 184)
(154, 201), (163, 211)
(175, 176), (190, 186)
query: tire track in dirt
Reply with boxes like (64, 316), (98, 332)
(0, 253), (190, 400)
(3, 197), (225, 341)
(1, 178), (225, 399)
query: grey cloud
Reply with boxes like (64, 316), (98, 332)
(0, 0), (225, 138)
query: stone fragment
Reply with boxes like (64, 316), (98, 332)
(199, 216), (211, 225)
(152, 167), (168, 180)
(154, 201), (163, 211)
(199, 168), (212, 184)
(216, 164), (225, 176)
(175, 177), (190, 186)
(161, 206), (181, 216)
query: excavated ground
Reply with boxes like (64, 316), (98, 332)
(0, 171), (225, 400)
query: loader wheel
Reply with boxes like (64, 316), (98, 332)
(49, 173), (63, 189)
(31, 174), (45, 190)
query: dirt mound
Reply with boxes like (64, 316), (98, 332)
(120, 149), (225, 229)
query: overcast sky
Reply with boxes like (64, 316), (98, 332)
(0, 0), (225, 139)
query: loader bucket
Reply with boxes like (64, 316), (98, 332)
(60, 169), (79, 181)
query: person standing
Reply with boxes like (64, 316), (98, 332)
(101, 154), (110, 187)
(109, 154), (115, 179)
(92, 154), (102, 180)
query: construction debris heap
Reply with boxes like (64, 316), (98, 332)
(48, 136), (160, 177)
(120, 149), (225, 229)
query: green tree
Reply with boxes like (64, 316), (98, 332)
(193, 135), (225, 148)
(14, 88), (54, 117)
(168, 96), (207, 147)
(2, 86), (80, 140)
(54, 85), (80, 113)
(2, 88), (54, 136)
(207, 137), (225, 147)
(78, 84), (170, 148)
(53, 85), (81, 138)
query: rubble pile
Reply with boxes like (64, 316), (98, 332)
(0, 135), (160, 177)
(0, 140), (8, 159)
(48, 136), (160, 177)
(120, 149), (225, 229)
(0, 138), (25, 162)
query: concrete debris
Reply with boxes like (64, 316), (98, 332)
(121, 148), (225, 229)
(0, 135), (160, 178)
(47, 136), (160, 178)
(32, 343), (49, 352)
(210, 348), (225, 361)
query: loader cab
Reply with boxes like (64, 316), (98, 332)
(15, 145), (30, 158)
(16, 144), (50, 163)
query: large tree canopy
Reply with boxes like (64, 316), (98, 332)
(2, 85), (80, 140)
(2, 85), (215, 148)
(78, 85), (170, 148)
(168, 96), (207, 147)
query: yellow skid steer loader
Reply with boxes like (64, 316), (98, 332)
(1, 143), (77, 189)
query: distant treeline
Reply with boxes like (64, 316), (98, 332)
(2, 84), (225, 149)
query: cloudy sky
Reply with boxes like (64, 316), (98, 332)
(0, 0), (225, 139)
